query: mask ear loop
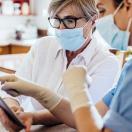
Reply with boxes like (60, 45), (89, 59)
(113, 1), (124, 16)
(127, 17), (132, 32)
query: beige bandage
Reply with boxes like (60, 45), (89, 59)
(63, 66), (92, 112)
(34, 86), (62, 111)
(0, 74), (62, 111)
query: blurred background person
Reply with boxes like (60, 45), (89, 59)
(96, 0), (132, 50)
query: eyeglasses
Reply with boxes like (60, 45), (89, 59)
(48, 16), (88, 29)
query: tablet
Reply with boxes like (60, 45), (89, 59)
(0, 97), (25, 129)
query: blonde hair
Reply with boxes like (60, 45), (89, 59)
(48, 0), (98, 19)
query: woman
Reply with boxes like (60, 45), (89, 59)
(0, 0), (119, 130)
(96, 0), (132, 50)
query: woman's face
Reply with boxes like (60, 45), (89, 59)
(56, 4), (87, 29)
(54, 4), (94, 38)
(96, 0), (132, 31)
(96, 0), (116, 17)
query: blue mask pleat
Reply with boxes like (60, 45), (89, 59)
(96, 15), (130, 50)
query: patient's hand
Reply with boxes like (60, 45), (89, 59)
(0, 108), (33, 132)
(18, 112), (33, 132)
(0, 108), (21, 132)
(0, 74), (62, 111)
(3, 98), (23, 114)
(0, 74), (39, 97)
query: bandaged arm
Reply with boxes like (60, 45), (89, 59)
(63, 66), (104, 132)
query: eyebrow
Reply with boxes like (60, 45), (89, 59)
(56, 15), (82, 19)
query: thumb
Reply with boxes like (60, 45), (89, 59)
(19, 113), (32, 132)
(2, 82), (18, 91)
(25, 118), (32, 132)
(1, 82), (20, 97)
(0, 75), (16, 84)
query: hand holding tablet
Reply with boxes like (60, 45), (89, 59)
(0, 97), (25, 129)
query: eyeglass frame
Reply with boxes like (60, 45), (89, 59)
(48, 16), (90, 29)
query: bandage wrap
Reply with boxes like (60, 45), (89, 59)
(34, 88), (62, 111)
(63, 66), (92, 112)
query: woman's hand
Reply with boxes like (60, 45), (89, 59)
(0, 108), (33, 132)
(0, 74), (62, 111)
(0, 74), (40, 97)
(0, 108), (20, 132)
(18, 112), (34, 132)
(3, 98), (24, 114)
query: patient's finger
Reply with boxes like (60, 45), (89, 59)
(0, 75), (11, 82)
(19, 112), (33, 132)
(0, 75), (16, 83)
(5, 90), (19, 97)
(1, 83), (19, 97)
(1, 81), (17, 90)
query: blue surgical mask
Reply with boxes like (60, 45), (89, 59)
(96, 2), (131, 50)
(55, 28), (85, 51)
